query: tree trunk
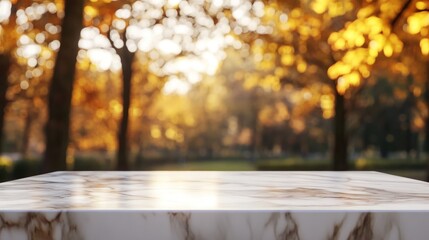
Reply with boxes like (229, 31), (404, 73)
(425, 61), (429, 182)
(250, 89), (260, 161)
(426, 109), (429, 181)
(0, 54), (10, 156)
(405, 75), (413, 159)
(405, 101), (412, 159)
(116, 47), (135, 171)
(333, 85), (348, 170)
(21, 102), (33, 159)
(379, 120), (389, 159)
(43, 0), (84, 172)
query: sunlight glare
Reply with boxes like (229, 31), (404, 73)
(163, 76), (191, 95)
(18, 44), (41, 58)
(87, 48), (118, 71)
(149, 173), (218, 209)
(77, 0), (263, 93)
(167, 0), (182, 8)
(157, 39), (182, 55)
(0, 0), (11, 22)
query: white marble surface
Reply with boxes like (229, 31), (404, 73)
(1, 211), (429, 240)
(1, 171), (429, 239)
(1, 171), (429, 211)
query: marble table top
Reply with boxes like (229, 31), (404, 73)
(0, 171), (429, 211)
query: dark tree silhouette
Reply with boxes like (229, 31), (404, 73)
(333, 81), (348, 170)
(424, 61), (429, 182)
(43, 0), (84, 172)
(116, 39), (134, 171)
(108, 28), (135, 171)
(0, 54), (11, 156)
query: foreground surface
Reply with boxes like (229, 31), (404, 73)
(0, 171), (428, 239)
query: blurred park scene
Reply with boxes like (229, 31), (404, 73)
(0, 0), (429, 182)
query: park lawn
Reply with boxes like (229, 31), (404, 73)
(150, 160), (426, 181)
(150, 160), (256, 171)
(381, 170), (426, 181)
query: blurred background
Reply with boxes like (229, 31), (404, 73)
(0, 0), (429, 181)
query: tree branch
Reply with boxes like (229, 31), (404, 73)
(390, 0), (412, 29)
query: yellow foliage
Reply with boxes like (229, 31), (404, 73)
(96, 109), (107, 119)
(290, 8), (302, 18)
(278, 45), (294, 54)
(369, 34), (385, 51)
(258, 102), (290, 126)
(413, 87), (422, 97)
(274, 67), (286, 77)
(342, 48), (368, 67)
(357, 5), (375, 19)
(259, 58), (276, 70)
(328, 61), (352, 79)
(130, 107), (142, 117)
(354, 34), (365, 47)
(0, 156), (12, 170)
(329, 15), (401, 57)
(355, 158), (368, 169)
(416, 1), (428, 10)
(109, 100), (123, 115)
(413, 116), (425, 130)
(344, 71), (361, 86)
(151, 126), (162, 139)
(244, 74), (259, 90)
(336, 77), (349, 94)
(84, 6), (98, 18)
(297, 60), (307, 73)
(333, 38), (346, 50)
(165, 128), (177, 140)
(275, 46), (294, 68)
(310, 0), (354, 17)
(358, 65), (370, 78)
(383, 42), (393, 57)
(420, 38), (429, 55)
(322, 110), (333, 119)
(184, 115), (195, 126)
(207, 93), (221, 111)
(328, 32), (339, 44)
(365, 16), (383, 35)
(311, 0), (329, 14)
(290, 118), (305, 133)
(320, 94), (333, 109)
(281, 54), (294, 66)
(407, 12), (429, 35)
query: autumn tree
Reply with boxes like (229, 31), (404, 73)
(244, 0), (412, 170)
(130, 68), (166, 164)
(43, 0), (84, 172)
(0, 0), (17, 156)
(78, 0), (263, 169)
(70, 63), (120, 156)
(0, 1), (61, 158)
(404, 0), (429, 180)
(108, 6), (135, 170)
(0, 49), (10, 157)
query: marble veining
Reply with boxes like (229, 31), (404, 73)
(0, 171), (429, 210)
(1, 171), (429, 239)
(1, 211), (429, 239)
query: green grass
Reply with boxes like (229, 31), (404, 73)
(148, 160), (256, 171)
(256, 158), (331, 170)
(147, 159), (427, 181)
(353, 158), (425, 170)
(255, 157), (427, 171)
